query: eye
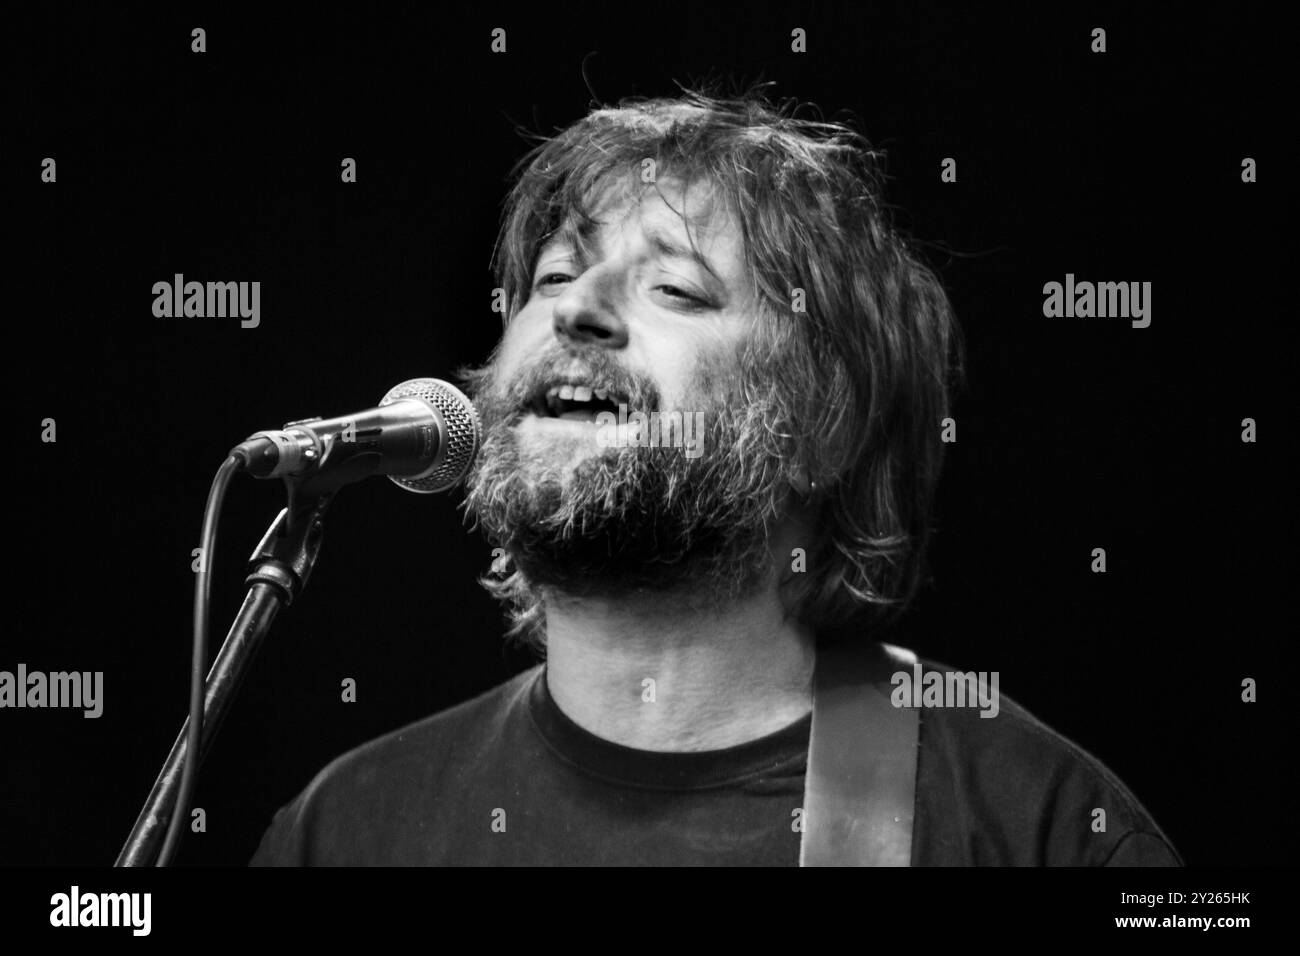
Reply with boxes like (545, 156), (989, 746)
(534, 272), (573, 290)
(656, 284), (710, 308)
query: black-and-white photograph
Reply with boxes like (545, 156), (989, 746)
(5, 1), (1289, 938)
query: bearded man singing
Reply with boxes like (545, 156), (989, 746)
(251, 90), (1181, 867)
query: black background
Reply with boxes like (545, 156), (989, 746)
(5, 3), (1291, 867)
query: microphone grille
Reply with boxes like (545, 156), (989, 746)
(379, 378), (481, 494)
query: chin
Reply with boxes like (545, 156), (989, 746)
(513, 415), (613, 468)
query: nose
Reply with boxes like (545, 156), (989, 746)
(551, 268), (629, 349)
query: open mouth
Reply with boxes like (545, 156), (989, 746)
(527, 383), (627, 422)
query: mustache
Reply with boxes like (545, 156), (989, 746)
(467, 346), (663, 423)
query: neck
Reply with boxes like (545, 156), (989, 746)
(542, 581), (815, 752)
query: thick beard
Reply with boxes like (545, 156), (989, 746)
(461, 348), (799, 610)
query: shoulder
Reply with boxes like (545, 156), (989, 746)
(909, 656), (1182, 866)
(312, 664), (539, 786)
(249, 665), (540, 865)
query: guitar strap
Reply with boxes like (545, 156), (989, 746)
(799, 640), (920, 866)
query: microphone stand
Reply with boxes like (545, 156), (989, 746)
(115, 486), (332, 867)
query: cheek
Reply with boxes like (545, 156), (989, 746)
(659, 367), (696, 408)
(643, 331), (733, 407)
(496, 309), (551, 377)
(647, 319), (716, 370)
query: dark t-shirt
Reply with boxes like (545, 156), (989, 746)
(250, 659), (1182, 866)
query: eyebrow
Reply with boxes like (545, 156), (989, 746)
(646, 227), (723, 284)
(538, 220), (724, 285)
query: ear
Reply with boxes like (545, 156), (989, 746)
(791, 465), (819, 499)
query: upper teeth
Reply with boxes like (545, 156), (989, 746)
(547, 385), (609, 403)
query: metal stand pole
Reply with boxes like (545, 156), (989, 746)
(115, 493), (329, 866)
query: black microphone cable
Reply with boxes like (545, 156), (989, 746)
(155, 454), (243, 866)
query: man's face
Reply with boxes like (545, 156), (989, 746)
(463, 175), (799, 602)
(501, 176), (753, 469)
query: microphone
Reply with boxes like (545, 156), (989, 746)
(230, 378), (481, 494)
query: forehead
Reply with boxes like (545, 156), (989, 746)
(539, 175), (742, 273)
